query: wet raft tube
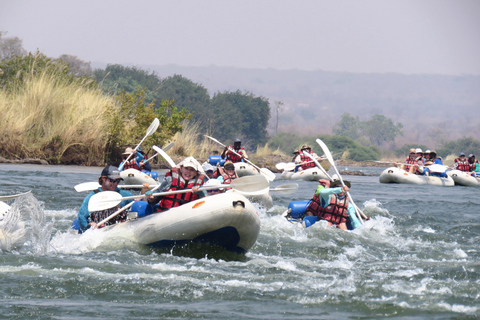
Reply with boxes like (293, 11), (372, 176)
(78, 191), (261, 254)
(447, 170), (480, 187)
(379, 167), (454, 186)
(120, 168), (158, 185)
(280, 167), (329, 181)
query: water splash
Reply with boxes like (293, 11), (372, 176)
(0, 200), (26, 251)
(0, 193), (54, 254)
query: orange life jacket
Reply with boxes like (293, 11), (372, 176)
(299, 153), (316, 170)
(455, 158), (470, 172)
(158, 167), (205, 210)
(308, 193), (349, 225)
(226, 146), (244, 163)
(123, 158), (140, 170)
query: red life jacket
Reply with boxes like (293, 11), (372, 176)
(403, 155), (417, 172)
(123, 159), (140, 170)
(158, 167), (205, 210)
(311, 193), (350, 225)
(455, 158), (470, 172)
(226, 146), (244, 163)
(299, 153), (316, 170)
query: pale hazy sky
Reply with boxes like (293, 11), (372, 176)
(1, 0), (479, 75)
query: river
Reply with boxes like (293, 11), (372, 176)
(0, 163), (479, 319)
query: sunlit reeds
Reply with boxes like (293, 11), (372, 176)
(0, 67), (116, 164)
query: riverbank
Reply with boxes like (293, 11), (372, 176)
(1, 153), (389, 176)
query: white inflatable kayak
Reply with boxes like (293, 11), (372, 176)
(78, 191), (260, 254)
(447, 170), (480, 187)
(280, 167), (329, 181)
(234, 162), (260, 177)
(120, 168), (158, 186)
(379, 167), (454, 186)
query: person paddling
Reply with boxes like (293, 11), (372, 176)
(145, 157), (205, 211)
(221, 138), (248, 163)
(304, 179), (362, 231)
(77, 165), (134, 232)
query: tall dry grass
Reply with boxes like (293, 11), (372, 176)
(0, 68), (116, 164)
(168, 121), (219, 159)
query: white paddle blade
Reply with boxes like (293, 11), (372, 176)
(428, 164), (448, 173)
(74, 182), (100, 192)
(0, 190), (32, 201)
(275, 162), (286, 170)
(88, 191), (123, 212)
(260, 168), (276, 181)
(152, 146), (176, 167)
(146, 118), (160, 136)
(162, 142), (174, 152)
(271, 183), (299, 194)
(283, 163), (296, 171)
(316, 139), (335, 164)
(75, 183), (146, 192)
(230, 175), (270, 193)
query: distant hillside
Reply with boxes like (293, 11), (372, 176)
(131, 64), (480, 149)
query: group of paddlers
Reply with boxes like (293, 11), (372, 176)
(77, 139), (249, 232)
(395, 148), (479, 177)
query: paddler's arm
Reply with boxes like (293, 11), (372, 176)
(347, 202), (361, 229)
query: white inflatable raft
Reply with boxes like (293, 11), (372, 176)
(234, 162), (260, 177)
(120, 168), (158, 186)
(379, 167), (454, 186)
(447, 170), (480, 187)
(280, 167), (329, 181)
(79, 191), (260, 254)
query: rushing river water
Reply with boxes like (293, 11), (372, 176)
(0, 163), (479, 319)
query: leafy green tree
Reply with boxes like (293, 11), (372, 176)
(210, 90), (270, 147)
(437, 137), (480, 159)
(94, 64), (162, 106)
(332, 112), (361, 139)
(0, 51), (95, 91)
(156, 74), (211, 129)
(361, 114), (403, 147)
(104, 88), (191, 163)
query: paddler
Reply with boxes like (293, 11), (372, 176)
(144, 156), (205, 211)
(221, 138), (248, 163)
(77, 165), (134, 232)
(304, 179), (362, 231)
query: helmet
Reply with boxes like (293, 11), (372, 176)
(468, 154), (475, 158)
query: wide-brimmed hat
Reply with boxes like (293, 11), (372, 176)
(330, 179), (351, 188)
(415, 148), (423, 153)
(409, 148), (416, 153)
(122, 147), (134, 155)
(301, 145), (311, 150)
(101, 165), (123, 180)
